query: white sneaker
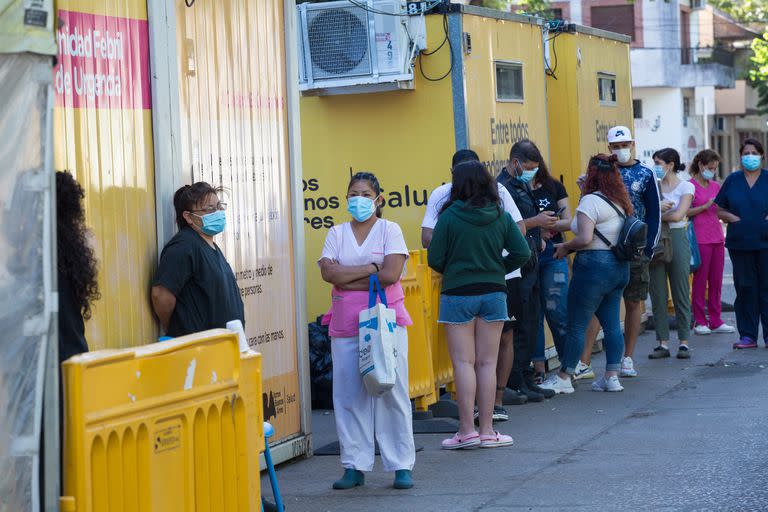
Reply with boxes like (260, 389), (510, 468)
(712, 323), (736, 334)
(573, 361), (595, 380)
(619, 357), (637, 378)
(539, 373), (575, 394)
(694, 324), (712, 335)
(591, 375), (624, 392)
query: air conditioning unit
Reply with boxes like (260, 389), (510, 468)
(297, 0), (427, 95)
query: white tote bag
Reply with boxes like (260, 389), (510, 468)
(358, 274), (398, 396)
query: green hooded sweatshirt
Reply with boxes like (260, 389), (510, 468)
(427, 200), (531, 292)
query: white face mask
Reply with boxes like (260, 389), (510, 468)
(612, 148), (632, 164)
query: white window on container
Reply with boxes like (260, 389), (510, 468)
(495, 61), (524, 102)
(598, 73), (617, 106)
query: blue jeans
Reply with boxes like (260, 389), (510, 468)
(534, 243), (569, 362)
(562, 251), (630, 374)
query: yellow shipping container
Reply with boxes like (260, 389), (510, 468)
(301, 6), (550, 322)
(546, 25), (634, 203)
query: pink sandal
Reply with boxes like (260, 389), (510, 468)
(479, 431), (514, 448)
(441, 431), (481, 450)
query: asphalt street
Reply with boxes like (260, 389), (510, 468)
(264, 259), (768, 512)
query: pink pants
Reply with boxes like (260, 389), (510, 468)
(692, 243), (725, 328)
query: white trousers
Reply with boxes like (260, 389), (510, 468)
(331, 327), (415, 472)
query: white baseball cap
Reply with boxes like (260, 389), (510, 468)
(607, 125), (633, 143)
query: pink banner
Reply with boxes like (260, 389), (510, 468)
(54, 10), (151, 110)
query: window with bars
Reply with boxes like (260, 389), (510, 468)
(495, 61), (524, 102)
(598, 73), (616, 105)
(633, 99), (642, 119)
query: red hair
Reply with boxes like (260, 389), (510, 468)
(584, 154), (634, 216)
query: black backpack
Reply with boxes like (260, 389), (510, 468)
(591, 193), (648, 262)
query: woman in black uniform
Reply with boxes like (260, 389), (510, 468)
(151, 182), (244, 336)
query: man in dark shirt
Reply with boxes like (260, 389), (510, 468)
(151, 182), (244, 337)
(497, 140), (559, 404)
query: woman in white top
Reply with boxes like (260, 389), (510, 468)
(648, 148), (694, 360)
(539, 154), (633, 394)
(318, 172), (416, 491)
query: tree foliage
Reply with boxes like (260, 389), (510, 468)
(709, 0), (768, 22)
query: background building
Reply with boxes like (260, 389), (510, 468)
(494, 0), (768, 175)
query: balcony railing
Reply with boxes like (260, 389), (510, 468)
(681, 47), (735, 67)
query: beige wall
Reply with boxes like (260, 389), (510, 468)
(716, 80), (746, 115)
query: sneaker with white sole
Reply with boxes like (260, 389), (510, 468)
(573, 361), (595, 380)
(694, 324), (712, 335)
(619, 356), (637, 378)
(538, 373), (574, 394)
(591, 375), (624, 392)
(711, 323), (736, 334)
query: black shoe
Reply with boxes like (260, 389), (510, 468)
(648, 345), (671, 359)
(501, 387), (528, 406)
(526, 381), (556, 399)
(515, 382), (544, 403)
(492, 405), (510, 421)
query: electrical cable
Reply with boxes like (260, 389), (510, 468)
(185, 0), (195, 6)
(418, 13), (453, 82)
(545, 30), (565, 79)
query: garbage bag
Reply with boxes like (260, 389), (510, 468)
(308, 316), (334, 409)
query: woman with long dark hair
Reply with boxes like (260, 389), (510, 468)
(318, 172), (416, 490)
(55, 171), (100, 492)
(647, 148), (694, 360)
(715, 138), (768, 349)
(540, 155), (633, 394)
(428, 161), (530, 449)
(56, 171), (100, 363)
(530, 154), (571, 382)
(687, 149), (735, 335)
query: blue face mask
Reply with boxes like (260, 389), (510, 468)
(702, 169), (715, 181)
(195, 209), (226, 236)
(516, 165), (539, 184)
(742, 154), (762, 171)
(653, 165), (667, 180)
(347, 196), (377, 222)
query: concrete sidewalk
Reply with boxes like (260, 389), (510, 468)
(263, 268), (767, 511)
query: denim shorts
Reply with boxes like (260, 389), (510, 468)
(438, 292), (510, 324)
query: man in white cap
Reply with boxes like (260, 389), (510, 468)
(572, 126), (661, 381)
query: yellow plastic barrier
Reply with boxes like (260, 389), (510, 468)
(402, 255), (438, 411)
(61, 329), (263, 511)
(424, 258), (454, 390)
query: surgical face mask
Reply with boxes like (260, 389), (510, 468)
(742, 154), (762, 171)
(347, 195), (377, 222)
(653, 165), (667, 180)
(701, 169), (715, 181)
(612, 148), (632, 164)
(195, 209), (226, 236)
(515, 163), (539, 184)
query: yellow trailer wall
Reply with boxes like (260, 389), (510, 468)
(301, 15), (455, 321)
(175, 0), (301, 443)
(54, 0), (158, 350)
(462, 14), (549, 172)
(546, 31), (633, 201)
